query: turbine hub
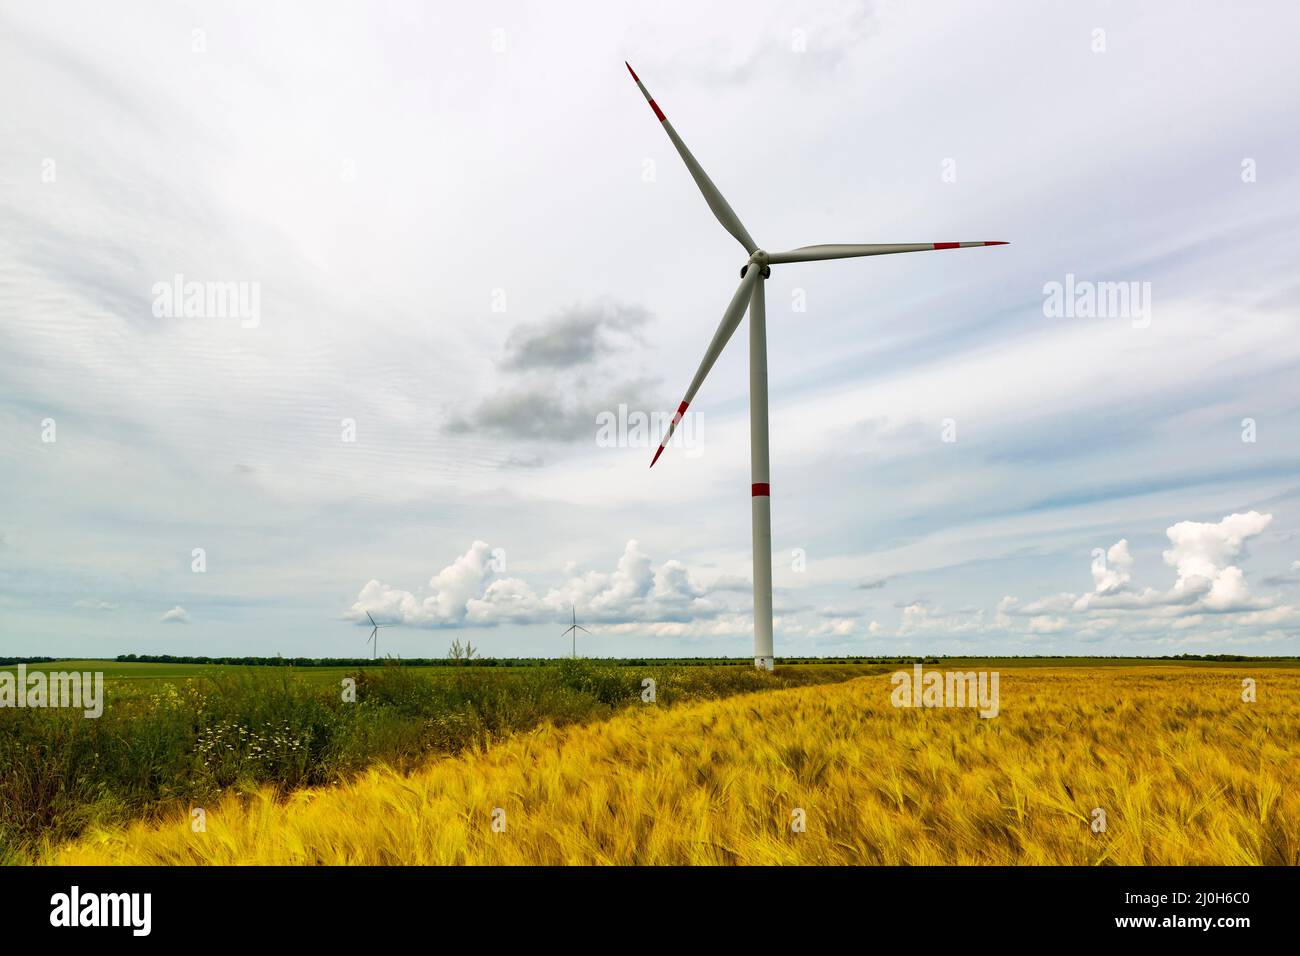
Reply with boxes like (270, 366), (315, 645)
(740, 250), (771, 279)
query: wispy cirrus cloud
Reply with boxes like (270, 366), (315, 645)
(3, 1), (1299, 660)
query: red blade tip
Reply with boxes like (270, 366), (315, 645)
(625, 62), (639, 81)
(985, 241), (1009, 246)
(650, 444), (666, 468)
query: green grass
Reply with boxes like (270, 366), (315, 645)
(0, 659), (879, 861)
(4, 660), (222, 683)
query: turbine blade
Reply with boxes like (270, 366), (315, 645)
(366, 610), (376, 627)
(625, 62), (757, 254)
(766, 241), (1008, 265)
(651, 267), (760, 467)
(576, 626), (591, 633)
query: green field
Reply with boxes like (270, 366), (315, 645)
(2, 660), (374, 686)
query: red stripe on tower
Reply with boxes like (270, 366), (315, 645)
(752, 483), (770, 497)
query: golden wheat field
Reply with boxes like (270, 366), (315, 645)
(47, 666), (1299, 865)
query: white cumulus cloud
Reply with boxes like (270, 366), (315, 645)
(1006, 511), (1288, 640)
(1162, 511), (1272, 610)
(1091, 539), (1134, 594)
(349, 539), (725, 629)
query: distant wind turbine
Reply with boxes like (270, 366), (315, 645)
(561, 605), (590, 659)
(625, 62), (1007, 670)
(365, 611), (392, 660)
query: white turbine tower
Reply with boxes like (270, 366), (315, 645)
(626, 62), (1007, 670)
(561, 604), (590, 659)
(365, 611), (391, 660)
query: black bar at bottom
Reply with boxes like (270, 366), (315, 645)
(0, 865), (1286, 941)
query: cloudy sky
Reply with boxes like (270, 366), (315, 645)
(3, 1), (1299, 659)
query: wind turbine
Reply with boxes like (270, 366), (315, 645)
(561, 604), (590, 659)
(625, 62), (1007, 670)
(365, 610), (391, 660)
